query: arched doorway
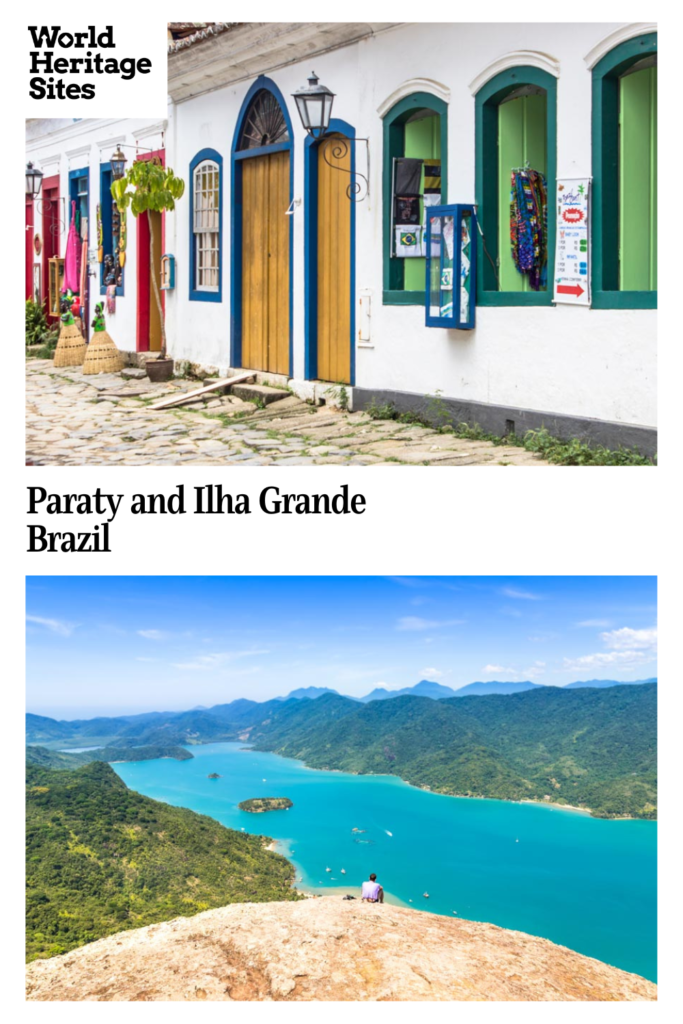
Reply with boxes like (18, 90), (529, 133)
(231, 78), (293, 375)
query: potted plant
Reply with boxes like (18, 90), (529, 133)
(111, 159), (185, 381)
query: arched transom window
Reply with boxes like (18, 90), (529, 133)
(238, 89), (290, 150)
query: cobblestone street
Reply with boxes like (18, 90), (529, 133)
(26, 360), (550, 467)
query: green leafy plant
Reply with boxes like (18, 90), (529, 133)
(111, 159), (185, 358)
(25, 298), (56, 349)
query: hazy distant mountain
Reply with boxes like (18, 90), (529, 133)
(564, 678), (657, 690)
(451, 681), (543, 697)
(283, 687), (340, 700)
(361, 680), (459, 702)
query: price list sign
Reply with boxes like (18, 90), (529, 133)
(554, 178), (590, 306)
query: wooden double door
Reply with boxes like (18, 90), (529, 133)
(241, 150), (290, 375)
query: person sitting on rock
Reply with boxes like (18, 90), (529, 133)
(361, 873), (384, 903)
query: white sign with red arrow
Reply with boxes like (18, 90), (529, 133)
(553, 178), (591, 307)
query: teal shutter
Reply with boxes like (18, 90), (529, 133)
(498, 94), (547, 292)
(619, 66), (657, 291)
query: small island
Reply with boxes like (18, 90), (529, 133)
(238, 797), (293, 813)
(207, 773), (221, 779)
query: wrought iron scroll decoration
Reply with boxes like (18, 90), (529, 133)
(320, 136), (370, 202)
(32, 196), (67, 237)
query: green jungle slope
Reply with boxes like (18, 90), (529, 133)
(247, 685), (657, 820)
(26, 745), (193, 769)
(26, 761), (299, 963)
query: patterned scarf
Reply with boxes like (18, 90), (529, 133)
(510, 169), (547, 291)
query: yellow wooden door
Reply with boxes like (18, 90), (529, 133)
(241, 151), (290, 374)
(317, 135), (351, 384)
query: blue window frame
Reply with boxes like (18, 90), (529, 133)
(425, 204), (477, 329)
(189, 148), (223, 302)
(99, 163), (124, 296)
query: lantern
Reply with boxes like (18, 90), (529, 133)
(110, 146), (127, 181)
(26, 161), (44, 198)
(292, 73), (335, 139)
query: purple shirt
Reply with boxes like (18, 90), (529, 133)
(362, 881), (381, 900)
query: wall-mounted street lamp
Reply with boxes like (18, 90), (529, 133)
(292, 73), (369, 202)
(110, 146), (128, 180)
(292, 72), (335, 140)
(26, 161), (44, 199)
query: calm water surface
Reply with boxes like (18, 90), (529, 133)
(113, 742), (656, 981)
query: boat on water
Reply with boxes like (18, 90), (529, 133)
(422, 892), (430, 898)
(326, 867), (332, 872)
(341, 869), (346, 874)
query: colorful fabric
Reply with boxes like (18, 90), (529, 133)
(394, 195), (420, 225)
(92, 302), (106, 332)
(510, 169), (548, 291)
(63, 200), (81, 293)
(106, 284), (117, 315)
(394, 157), (422, 195)
(395, 226), (423, 257)
(423, 161), (441, 194)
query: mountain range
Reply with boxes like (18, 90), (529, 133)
(26, 682), (656, 819)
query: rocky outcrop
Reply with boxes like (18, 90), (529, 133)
(25, 898), (656, 1002)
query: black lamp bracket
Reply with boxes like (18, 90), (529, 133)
(319, 135), (370, 202)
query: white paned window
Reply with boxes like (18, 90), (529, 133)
(193, 160), (220, 291)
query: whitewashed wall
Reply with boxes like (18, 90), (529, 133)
(165, 21), (656, 429)
(27, 118), (165, 351)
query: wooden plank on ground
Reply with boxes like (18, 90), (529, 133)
(147, 372), (255, 411)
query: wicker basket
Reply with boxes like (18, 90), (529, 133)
(53, 322), (86, 367)
(82, 329), (124, 375)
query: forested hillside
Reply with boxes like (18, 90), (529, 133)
(26, 762), (299, 962)
(247, 685), (657, 819)
(26, 745), (193, 769)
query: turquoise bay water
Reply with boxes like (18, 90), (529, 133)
(113, 742), (657, 982)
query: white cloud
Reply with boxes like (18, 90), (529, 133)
(26, 614), (77, 637)
(137, 629), (170, 641)
(576, 619), (612, 628)
(600, 627), (657, 651)
(420, 667), (443, 678)
(482, 661), (546, 680)
(172, 648), (269, 670)
(501, 587), (542, 601)
(563, 626), (657, 673)
(397, 616), (464, 631)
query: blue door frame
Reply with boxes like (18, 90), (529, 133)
(68, 167), (89, 328)
(304, 119), (356, 384)
(230, 76), (294, 374)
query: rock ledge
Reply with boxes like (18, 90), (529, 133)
(25, 897), (656, 1002)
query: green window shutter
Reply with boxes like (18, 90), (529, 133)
(498, 94), (547, 292)
(403, 114), (440, 292)
(619, 66), (657, 291)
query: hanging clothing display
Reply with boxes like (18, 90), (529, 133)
(63, 201), (81, 294)
(394, 195), (421, 225)
(394, 157), (423, 195)
(423, 161), (441, 194)
(106, 284), (117, 315)
(395, 226), (423, 258)
(510, 168), (548, 291)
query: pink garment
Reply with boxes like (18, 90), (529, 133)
(63, 200), (81, 293)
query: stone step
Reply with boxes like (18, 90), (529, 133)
(230, 383), (290, 405)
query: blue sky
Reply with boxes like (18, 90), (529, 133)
(26, 576), (657, 718)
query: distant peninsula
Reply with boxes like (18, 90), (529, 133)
(239, 797), (293, 813)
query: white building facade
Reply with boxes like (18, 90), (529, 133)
(27, 23), (657, 453)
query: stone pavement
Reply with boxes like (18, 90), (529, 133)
(26, 360), (550, 467)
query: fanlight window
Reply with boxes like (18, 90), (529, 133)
(238, 89), (290, 150)
(193, 160), (220, 291)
